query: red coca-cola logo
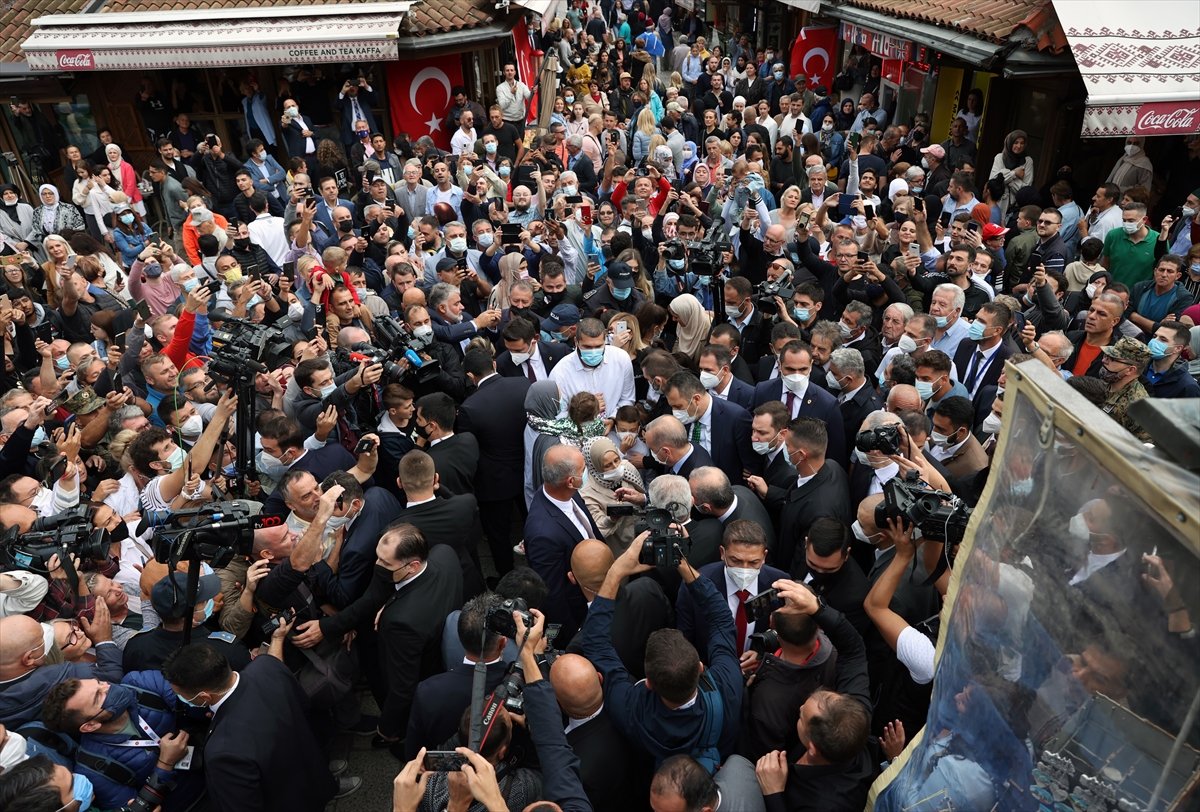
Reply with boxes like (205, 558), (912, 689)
(1134, 101), (1199, 135)
(55, 50), (95, 70)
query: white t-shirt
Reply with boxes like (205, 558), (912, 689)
(896, 626), (936, 684)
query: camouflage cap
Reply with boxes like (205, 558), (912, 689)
(63, 386), (104, 415)
(1101, 337), (1151, 365)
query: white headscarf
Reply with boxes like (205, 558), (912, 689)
(106, 143), (124, 173)
(38, 184), (60, 232)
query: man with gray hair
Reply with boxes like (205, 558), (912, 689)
(1038, 330), (1074, 378)
(563, 139), (598, 196)
(643, 414), (714, 481)
(828, 347), (882, 455)
(647, 472), (725, 566)
(524, 443), (600, 642)
(688, 466), (774, 538)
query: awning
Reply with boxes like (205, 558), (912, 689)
(22, 2), (414, 72)
(1054, 0), (1200, 138)
(777, 0), (822, 11)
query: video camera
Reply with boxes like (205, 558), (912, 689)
(208, 318), (292, 385)
(875, 472), (972, 546)
(338, 314), (441, 385)
(0, 506), (109, 574)
(605, 504), (686, 567)
(753, 274), (794, 316)
(149, 502), (279, 569)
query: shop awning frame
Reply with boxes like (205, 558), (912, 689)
(22, 1), (415, 72)
(1053, 0), (1200, 138)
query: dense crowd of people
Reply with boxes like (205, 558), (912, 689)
(0, 1), (1198, 810)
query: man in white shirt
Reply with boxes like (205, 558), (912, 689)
(928, 284), (970, 357)
(450, 111), (477, 157)
(496, 63), (532, 129)
(549, 318), (635, 420)
(246, 194), (289, 267)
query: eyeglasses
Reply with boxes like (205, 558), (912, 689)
(1036, 219), (1059, 225)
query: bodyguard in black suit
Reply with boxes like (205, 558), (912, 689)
(524, 445), (602, 643)
(773, 417), (852, 574)
(664, 371), (760, 485)
(723, 278), (767, 366)
(790, 516), (871, 639)
(416, 392), (479, 497)
(162, 644), (342, 811)
(752, 341), (847, 468)
(318, 528), (464, 746)
(458, 351), (532, 573)
(700, 342), (756, 410)
(496, 336), (571, 381)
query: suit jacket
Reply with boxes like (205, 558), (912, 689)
(672, 443), (715, 481)
(735, 309), (767, 367)
(457, 373), (531, 501)
(566, 709), (643, 812)
(755, 354), (778, 384)
(375, 546), (464, 737)
(776, 460), (851, 574)
(282, 117), (315, 158)
(953, 340), (1012, 409)
(333, 87), (380, 144)
(719, 485), (776, 542)
(937, 435), (990, 481)
(497, 340), (571, 381)
(685, 516), (726, 567)
(524, 488), (602, 642)
(396, 494), (486, 599)
(845, 329), (884, 379)
(731, 353), (757, 385)
(677, 561), (790, 655)
(705, 396), (760, 483)
(752, 379), (847, 468)
(568, 152), (600, 195)
(800, 182), (840, 206)
(838, 384), (883, 460)
(567, 575), (674, 681)
(719, 375), (756, 410)
(763, 448), (797, 492)
(203, 655), (337, 812)
(404, 660), (508, 758)
(426, 432), (480, 497)
(312, 196), (355, 235)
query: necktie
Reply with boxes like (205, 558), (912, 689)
(735, 589), (750, 652)
(965, 350), (985, 389)
(691, 420), (702, 444)
(785, 391), (796, 417)
(351, 96), (364, 125)
(525, 361), (536, 382)
(571, 500), (592, 539)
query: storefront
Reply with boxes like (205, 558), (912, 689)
(5, 0), (518, 197)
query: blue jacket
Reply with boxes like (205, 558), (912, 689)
(580, 575), (743, 770)
(76, 670), (201, 811)
(243, 154), (288, 201)
(242, 91), (276, 146)
(1143, 361), (1200, 399)
(0, 642), (123, 727)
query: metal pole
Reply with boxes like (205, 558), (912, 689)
(1148, 684), (1200, 811)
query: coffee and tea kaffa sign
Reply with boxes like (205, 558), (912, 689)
(36, 40), (397, 71)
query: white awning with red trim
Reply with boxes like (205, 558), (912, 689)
(1054, 0), (1200, 138)
(22, 2), (414, 72)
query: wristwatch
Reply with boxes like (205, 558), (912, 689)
(1028, 341), (1041, 353)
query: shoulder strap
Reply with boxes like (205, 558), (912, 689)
(76, 748), (139, 786)
(691, 672), (724, 774)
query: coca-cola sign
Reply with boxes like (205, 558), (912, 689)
(1134, 101), (1199, 136)
(55, 50), (95, 70)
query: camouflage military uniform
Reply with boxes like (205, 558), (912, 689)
(1102, 379), (1151, 442)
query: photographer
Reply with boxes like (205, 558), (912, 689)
(579, 528), (743, 773)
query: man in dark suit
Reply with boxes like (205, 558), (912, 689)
(458, 349), (532, 574)
(317, 523), (464, 753)
(708, 323), (758, 385)
(689, 466), (775, 542)
(952, 300), (1013, 410)
(752, 340), (847, 468)
(676, 520), (789, 667)
(395, 450), (485, 599)
(415, 392), (479, 497)
(257, 413), (360, 519)
(664, 371), (760, 485)
(700, 343), (755, 410)
(642, 414), (715, 481)
(496, 315), (571, 381)
(563, 137), (599, 195)
(333, 77), (379, 147)
(566, 539), (673, 680)
(722, 277), (766, 367)
(524, 444), (602, 643)
(404, 594), (510, 758)
(162, 642), (356, 809)
(312, 175), (356, 237)
(827, 347), (884, 460)
(550, 652), (643, 811)
(747, 402), (797, 498)
(792, 516), (871, 638)
(774, 417), (852, 575)
(837, 301), (884, 379)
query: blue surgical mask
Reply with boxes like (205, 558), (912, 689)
(182, 278), (200, 293)
(31, 426), (47, 446)
(246, 294), (263, 309)
(543, 330), (566, 343)
(667, 258), (686, 271)
(1147, 338), (1171, 359)
(792, 307), (810, 322)
(934, 315), (949, 328)
(70, 772), (95, 810)
(562, 184), (578, 197)
(499, 166), (511, 178)
(463, 165), (474, 176)
(612, 286), (632, 300)
(579, 347), (605, 367)
(967, 320), (986, 342)
(199, 598), (215, 623)
(165, 445), (186, 473)
(485, 142), (498, 154)
(915, 380), (935, 400)
(55, 356), (69, 371)
(178, 690), (207, 708)
(319, 383), (336, 399)
(120, 213), (135, 225)
(407, 226), (416, 240)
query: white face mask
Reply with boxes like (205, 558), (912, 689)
(897, 334), (919, 354)
(1124, 144), (1140, 157)
(448, 236), (468, 253)
(930, 430), (953, 447)
(782, 373), (807, 393)
(1068, 511), (1090, 542)
(288, 301), (305, 322)
(0, 728), (27, 770)
(180, 413), (204, 439)
(327, 509), (357, 531)
(751, 436), (777, 456)
(601, 468), (625, 483)
(699, 371), (720, 390)
(509, 351), (531, 365)
(671, 404), (697, 425)
(726, 566), (759, 592)
(981, 413), (1003, 435)
(851, 519), (878, 545)
(1084, 283), (1097, 299)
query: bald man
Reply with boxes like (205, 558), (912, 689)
(551, 652), (641, 810)
(566, 539), (672, 680)
(885, 383), (923, 414)
(0, 604), (122, 726)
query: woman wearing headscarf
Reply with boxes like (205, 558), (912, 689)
(489, 252), (528, 312)
(669, 292), (711, 364)
(524, 380), (565, 509)
(678, 140), (699, 178)
(34, 185), (84, 237)
(0, 184), (46, 263)
(656, 7), (674, 53)
(105, 143), (145, 216)
(578, 436), (646, 552)
(988, 130), (1033, 222)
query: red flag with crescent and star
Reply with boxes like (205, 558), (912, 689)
(790, 25), (837, 91)
(512, 17), (542, 125)
(386, 55), (465, 151)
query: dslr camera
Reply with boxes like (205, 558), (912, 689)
(607, 504), (686, 567)
(748, 628), (780, 657)
(485, 596), (533, 639)
(855, 424), (903, 456)
(753, 276), (794, 316)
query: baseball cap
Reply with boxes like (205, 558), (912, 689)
(608, 261), (635, 290)
(190, 207), (213, 225)
(981, 223), (1009, 241)
(544, 304), (581, 330)
(435, 256), (459, 274)
(151, 572), (222, 620)
(920, 144), (946, 160)
(63, 386), (105, 416)
(1101, 337), (1151, 366)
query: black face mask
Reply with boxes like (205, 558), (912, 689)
(233, 237), (251, 251)
(107, 520), (129, 544)
(545, 291), (565, 305)
(374, 564), (395, 582)
(510, 305), (530, 318)
(337, 220), (354, 234)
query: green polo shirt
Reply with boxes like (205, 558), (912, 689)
(1104, 226), (1159, 287)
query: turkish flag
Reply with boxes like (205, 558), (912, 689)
(512, 18), (542, 124)
(386, 55), (465, 151)
(790, 26), (837, 91)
